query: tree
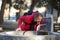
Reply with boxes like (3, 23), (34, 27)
(0, 0), (7, 24)
(30, 0), (37, 11)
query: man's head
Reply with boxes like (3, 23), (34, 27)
(34, 13), (43, 22)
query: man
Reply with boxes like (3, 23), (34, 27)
(16, 12), (44, 31)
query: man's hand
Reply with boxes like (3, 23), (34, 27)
(16, 28), (21, 31)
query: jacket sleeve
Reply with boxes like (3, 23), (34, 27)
(18, 16), (25, 28)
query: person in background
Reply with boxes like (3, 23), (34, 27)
(16, 12), (44, 31)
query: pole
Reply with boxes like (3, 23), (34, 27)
(50, 2), (53, 32)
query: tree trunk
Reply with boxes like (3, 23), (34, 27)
(29, 0), (38, 11)
(28, 0), (38, 15)
(0, 0), (7, 24)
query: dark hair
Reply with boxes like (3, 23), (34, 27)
(23, 13), (28, 16)
(34, 13), (43, 18)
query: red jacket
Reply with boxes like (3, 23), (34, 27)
(18, 13), (44, 31)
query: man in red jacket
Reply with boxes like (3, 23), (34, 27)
(16, 12), (44, 31)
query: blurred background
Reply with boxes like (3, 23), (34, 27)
(0, 0), (60, 32)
